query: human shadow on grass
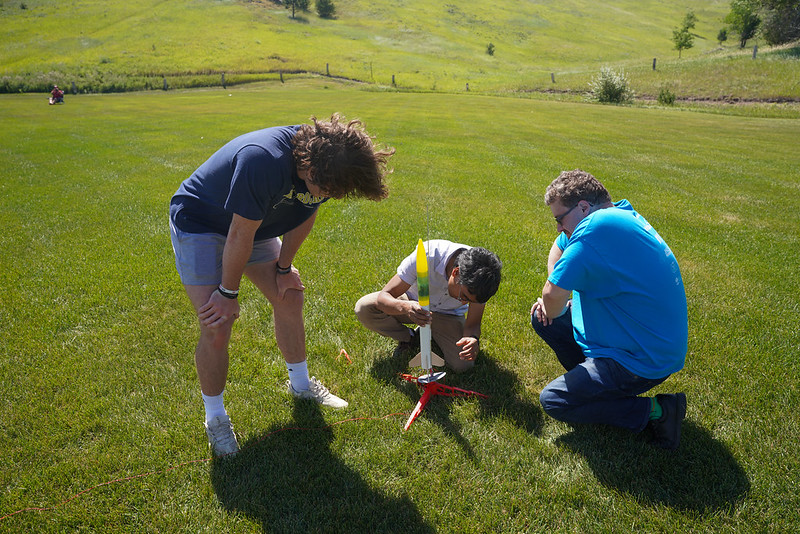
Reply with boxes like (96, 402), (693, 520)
(555, 421), (750, 513)
(210, 400), (434, 534)
(370, 346), (544, 457)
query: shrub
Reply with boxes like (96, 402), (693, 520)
(657, 86), (676, 106)
(587, 67), (634, 104)
(486, 43), (495, 56)
(316, 0), (335, 19)
(761, 5), (800, 46)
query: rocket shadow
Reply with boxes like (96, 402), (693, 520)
(370, 346), (544, 457)
(210, 401), (434, 534)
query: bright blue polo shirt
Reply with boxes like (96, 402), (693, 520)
(549, 200), (687, 379)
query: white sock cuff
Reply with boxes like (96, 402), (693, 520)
(286, 359), (310, 391)
(202, 391), (227, 423)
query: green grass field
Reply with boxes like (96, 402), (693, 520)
(2, 0), (730, 79)
(4, 0), (800, 105)
(1, 81), (799, 532)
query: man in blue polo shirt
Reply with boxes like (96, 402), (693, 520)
(170, 114), (394, 456)
(530, 169), (688, 449)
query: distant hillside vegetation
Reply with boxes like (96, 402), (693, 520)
(3, 0), (797, 102)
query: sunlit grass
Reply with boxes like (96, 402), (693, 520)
(1, 82), (798, 531)
(4, 0), (798, 115)
(0, 0), (746, 94)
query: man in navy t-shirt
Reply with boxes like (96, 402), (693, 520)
(169, 114), (394, 456)
(530, 169), (688, 449)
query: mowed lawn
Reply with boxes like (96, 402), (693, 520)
(1, 82), (798, 532)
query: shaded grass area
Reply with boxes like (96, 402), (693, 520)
(1, 83), (798, 532)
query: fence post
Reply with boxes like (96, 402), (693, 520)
(280, 71), (284, 83)
(392, 74), (395, 86)
(221, 73), (226, 88)
(551, 72), (555, 83)
(326, 63), (330, 76)
(162, 77), (168, 91)
(653, 58), (657, 70)
(752, 45), (758, 59)
(71, 81), (76, 94)
(466, 82), (469, 91)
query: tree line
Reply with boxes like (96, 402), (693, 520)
(725, 0), (800, 48)
(672, 0), (800, 57)
(283, 0), (336, 19)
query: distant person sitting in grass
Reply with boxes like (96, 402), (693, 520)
(530, 169), (688, 449)
(355, 240), (502, 372)
(169, 114), (394, 457)
(49, 85), (64, 105)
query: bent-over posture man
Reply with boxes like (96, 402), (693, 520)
(531, 169), (688, 449)
(170, 114), (394, 456)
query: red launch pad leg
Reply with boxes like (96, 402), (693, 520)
(401, 376), (488, 430)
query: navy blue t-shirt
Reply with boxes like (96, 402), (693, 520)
(170, 126), (327, 241)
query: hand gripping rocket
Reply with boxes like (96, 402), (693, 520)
(408, 239), (445, 376)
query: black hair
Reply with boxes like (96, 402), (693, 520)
(456, 247), (502, 303)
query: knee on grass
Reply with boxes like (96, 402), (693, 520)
(539, 385), (572, 421)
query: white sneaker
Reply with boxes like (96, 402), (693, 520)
(204, 415), (240, 457)
(287, 376), (349, 409)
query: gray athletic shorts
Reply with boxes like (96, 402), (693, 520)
(169, 219), (281, 285)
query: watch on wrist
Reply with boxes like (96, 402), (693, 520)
(217, 285), (239, 299)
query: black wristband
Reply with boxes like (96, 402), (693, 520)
(276, 262), (292, 274)
(217, 285), (239, 299)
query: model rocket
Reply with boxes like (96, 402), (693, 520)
(417, 238), (432, 371)
(402, 241), (486, 430)
(409, 239), (445, 379)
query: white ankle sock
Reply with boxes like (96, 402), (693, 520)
(286, 360), (310, 392)
(202, 391), (227, 424)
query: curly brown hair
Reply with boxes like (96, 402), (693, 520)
(292, 113), (395, 200)
(544, 169), (612, 208)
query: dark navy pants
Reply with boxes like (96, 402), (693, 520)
(531, 307), (666, 433)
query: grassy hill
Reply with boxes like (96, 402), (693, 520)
(5, 0), (798, 101)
